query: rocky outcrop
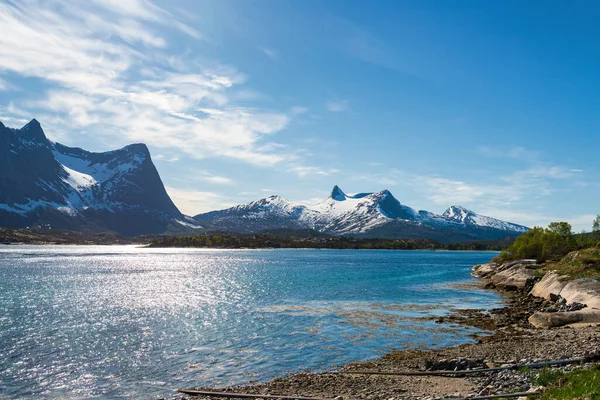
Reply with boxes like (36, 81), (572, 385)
(490, 265), (537, 291)
(528, 272), (600, 327)
(559, 279), (600, 310)
(473, 260), (600, 328)
(530, 271), (569, 302)
(529, 308), (600, 328)
(530, 271), (600, 310)
(472, 261), (538, 291)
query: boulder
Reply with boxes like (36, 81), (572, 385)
(530, 271), (600, 310)
(472, 263), (498, 278)
(529, 308), (600, 328)
(489, 265), (537, 290)
(530, 271), (569, 302)
(560, 279), (600, 310)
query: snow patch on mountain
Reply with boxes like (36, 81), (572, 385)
(194, 185), (530, 237)
(61, 165), (97, 191)
(0, 119), (185, 235)
(443, 205), (528, 233)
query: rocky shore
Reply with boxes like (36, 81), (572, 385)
(180, 259), (600, 400)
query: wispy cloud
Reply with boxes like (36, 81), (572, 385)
(0, 77), (16, 92)
(154, 154), (180, 162)
(478, 146), (540, 160)
(197, 171), (234, 185)
(165, 186), (235, 215)
(262, 47), (277, 59)
(410, 165), (582, 207)
(326, 99), (349, 112)
(0, 0), (296, 166)
(354, 173), (398, 186)
(475, 209), (598, 232)
(288, 165), (339, 178)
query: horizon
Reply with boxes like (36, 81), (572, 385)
(1, 1), (599, 232)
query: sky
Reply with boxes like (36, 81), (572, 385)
(1, 0), (599, 231)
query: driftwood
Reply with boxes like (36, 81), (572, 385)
(176, 388), (541, 400)
(470, 392), (541, 399)
(177, 390), (355, 400)
(342, 357), (589, 377)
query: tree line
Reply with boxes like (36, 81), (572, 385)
(149, 233), (507, 251)
(497, 216), (600, 263)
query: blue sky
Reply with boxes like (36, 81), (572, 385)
(1, 0), (599, 230)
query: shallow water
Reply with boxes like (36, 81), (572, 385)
(0, 246), (500, 399)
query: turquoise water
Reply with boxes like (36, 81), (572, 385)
(0, 246), (500, 399)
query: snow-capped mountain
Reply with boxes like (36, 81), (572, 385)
(0, 119), (195, 236)
(194, 185), (529, 242)
(195, 195), (318, 233)
(442, 205), (528, 233)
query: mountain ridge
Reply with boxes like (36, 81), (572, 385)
(0, 119), (529, 241)
(194, 185), (529, 242)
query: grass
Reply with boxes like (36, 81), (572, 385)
(536, 247), (600, 280)
(526, 366), (600, 399)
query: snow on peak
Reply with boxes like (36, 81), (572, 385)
(443, 205), (476, 221)
(442, 205), (528, 232)
(194, 186), (530, 236)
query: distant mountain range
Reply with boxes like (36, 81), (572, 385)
(0, 119), (529, 240)
(0, 119), (197, 236)
(195, 185), (529, 243)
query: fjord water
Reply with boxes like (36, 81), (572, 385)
(0, 246), (500, 399)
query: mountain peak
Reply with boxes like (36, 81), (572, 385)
(19, 118), (48, 143)
(330, 185), (347, 201)
(123, 143), (150, 158)
(443, 205), (476, 220)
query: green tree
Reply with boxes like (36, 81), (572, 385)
(593, 215), (600, 242)
(548, 221), (573, 237)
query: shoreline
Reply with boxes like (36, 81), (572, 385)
(180, 263), (600, 400)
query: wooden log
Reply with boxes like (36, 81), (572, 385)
(176, 388), (540, 400)
(342, 357), (588, 377)
(177, 389), (354, 400)
(470, 392), (541, 399)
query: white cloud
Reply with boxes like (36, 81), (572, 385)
(288, 165), (339, 178)
(165, 186), (235, 215)
(476, 209), (598, 233)
(154, 154), (180, 162)
(0, 77), (15, 92)
(326, 100), (349, 112)
(403, 164), (582, 208)
(262, 47), (277, 59)
(478, 146), (540, 160)
(354, 173), (398, 186)
(198, 171), (234, 185)
(0, 0), (295, 166)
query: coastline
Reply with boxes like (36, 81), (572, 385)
(179, 263), (600, 400)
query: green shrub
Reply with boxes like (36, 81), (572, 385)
(499, 223), (592, 263)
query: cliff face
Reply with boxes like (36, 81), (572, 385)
(0, 119), (187, 236)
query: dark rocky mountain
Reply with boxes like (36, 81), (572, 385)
(0, 119), (529, 241)
(194, 185), (529, 243)
(0, 119), (196, 236)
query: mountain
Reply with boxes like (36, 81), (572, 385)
(194, 185), (529, 242)
(0, 119), (196, 236)
(442, 205), (527, 232)
(195, 195), (317, 233)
